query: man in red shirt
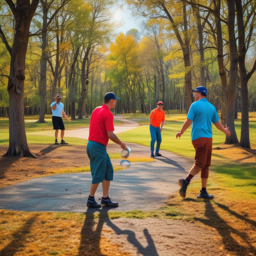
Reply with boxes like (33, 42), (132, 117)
(87, 92), (127, 208)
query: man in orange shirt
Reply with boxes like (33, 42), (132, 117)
(149, 101), (165, 157)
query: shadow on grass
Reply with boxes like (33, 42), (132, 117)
(79, 208), (158, 256)
(192, 199), (256, 255)
(215, 163), (256, 180)
(0, 215), (37, 256)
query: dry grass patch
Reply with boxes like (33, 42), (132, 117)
(0, 210), (131, 256)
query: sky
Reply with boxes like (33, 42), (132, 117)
(111, 4), (145, 35)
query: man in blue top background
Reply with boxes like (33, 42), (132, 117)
(50, 94), (70, 145)
(176, 86), (231, 199)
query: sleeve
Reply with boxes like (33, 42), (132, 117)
(105, 113), (114, 131)
(187, 103), (195, 121)
(149, 110), (155, 119)
(212, 109), (220, 123)
(50, 102), (55, 107)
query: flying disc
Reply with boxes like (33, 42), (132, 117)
(120, 159), (131, 167)
(121, 147), (131, 158)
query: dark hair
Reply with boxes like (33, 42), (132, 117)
(104, 99), (111, 104)
(201, 93), (207, 97)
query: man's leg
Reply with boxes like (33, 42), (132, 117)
(61, 130), (65, 140)
(89, 183), (100, 197)
(178, 164), (202, 199)
(149, 125), (156, 157)
(102, 180), (110, 197)
(55, 129), (59, 140)
(155, 128), (162, 155)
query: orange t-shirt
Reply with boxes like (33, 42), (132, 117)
(149, 109), (165, 127)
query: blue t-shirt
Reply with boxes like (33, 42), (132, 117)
(187, 98), (219, 141)
(50, 102), (64, 117)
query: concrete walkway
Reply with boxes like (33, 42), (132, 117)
(0, 117), (193, 213)
(27, 115), (139, 139)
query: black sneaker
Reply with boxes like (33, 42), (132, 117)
(150, 153), (155, 158)
(197, 190), (214, 199)
(178, 179), (188, 199)
(54, 141), (59, 145)
(101, 197), (118, 207)
(87, 199), (101, 208)
(60, 140), (68, 144)
(155, 153), (162, 157)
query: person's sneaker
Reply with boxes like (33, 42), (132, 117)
(87, 198), (101, 208)
(178, 179), (188, 199)
(197, 190), (214, 199)
(155, 153), (162, 157)
(60, 140), (68, 144)
(54, 141), (59, 145)
(101, 197), (118, 207)
(150, 153), (155, 158)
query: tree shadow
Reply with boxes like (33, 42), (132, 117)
(0, 215), (37, 256)
(0, 157), (19, 179)
(79, 208), (158, 256)
(193, 199), (256, 255)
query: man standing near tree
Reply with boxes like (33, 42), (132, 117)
(50, 94), (70, 145)
(176, 86), (231, 199)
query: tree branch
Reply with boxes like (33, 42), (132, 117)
(0, 26), (12, 55)
(246, 59), (256, 81)
(4, 0), (18, 17)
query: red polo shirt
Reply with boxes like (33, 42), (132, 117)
(88, 104), (114, 146)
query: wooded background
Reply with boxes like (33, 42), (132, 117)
(0, 0), (256, 156)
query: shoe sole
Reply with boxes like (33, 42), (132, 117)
(178, 179), (185, 199)
(101, 204), (119, 207)
(86, 204), (101, 208)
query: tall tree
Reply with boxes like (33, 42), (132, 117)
(0, 0), (39, 157)
(236, 0), (256, 148)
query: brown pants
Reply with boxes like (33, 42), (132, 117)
(192, 138), (212, 179)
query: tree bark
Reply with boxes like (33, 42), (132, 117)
(4, 0), (39, 157)
(225, 0), (239, 144)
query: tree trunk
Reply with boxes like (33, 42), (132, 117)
(214, 0), (228, 124)
(225, 0), (239, 144)
(38, 1), (48, 123)
(4, 0), (39, 157)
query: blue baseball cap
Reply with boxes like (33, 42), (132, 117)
(192, 86), (207, 96)
(104, 92), (120, 101)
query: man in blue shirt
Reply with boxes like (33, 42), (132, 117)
(50, 94), (70, 145)
(176, 86), (231, 199)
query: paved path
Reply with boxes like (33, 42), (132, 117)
(27, 115), (139, 139)
(0, 117), (193, 213)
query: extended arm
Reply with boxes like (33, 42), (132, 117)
(160, 121), (165, 132)
(107, 131), (126, 150)
(176, 119), (193, 138)
(51, 102), (57, 110)
(149, 118), (153, 126)
(62, 110), (70, 122)
(214, 121), (231, 136)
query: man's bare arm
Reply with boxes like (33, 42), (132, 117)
(214, 121), (231, 136)
(51, 102), (57, 110)
(62, 110), (70, 122)
(176, 119), (192, 138)
(107, 131), (126, 150)
(149, 118), (153, 126)
(160, 121), (165, 132)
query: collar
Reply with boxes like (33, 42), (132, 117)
(199, 98), (207, 102)
(102, 104), (110, 110)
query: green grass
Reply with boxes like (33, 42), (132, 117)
(214, 163), (256, 199)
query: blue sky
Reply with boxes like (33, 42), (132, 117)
(111, 4), (144, 34)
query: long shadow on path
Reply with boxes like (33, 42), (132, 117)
(192, 199), (256, 256)
(79, 208), (158, 256)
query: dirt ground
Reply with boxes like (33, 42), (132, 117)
(0, 143), (256, 256)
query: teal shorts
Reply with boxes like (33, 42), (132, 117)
(86, 140), (114, 184)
